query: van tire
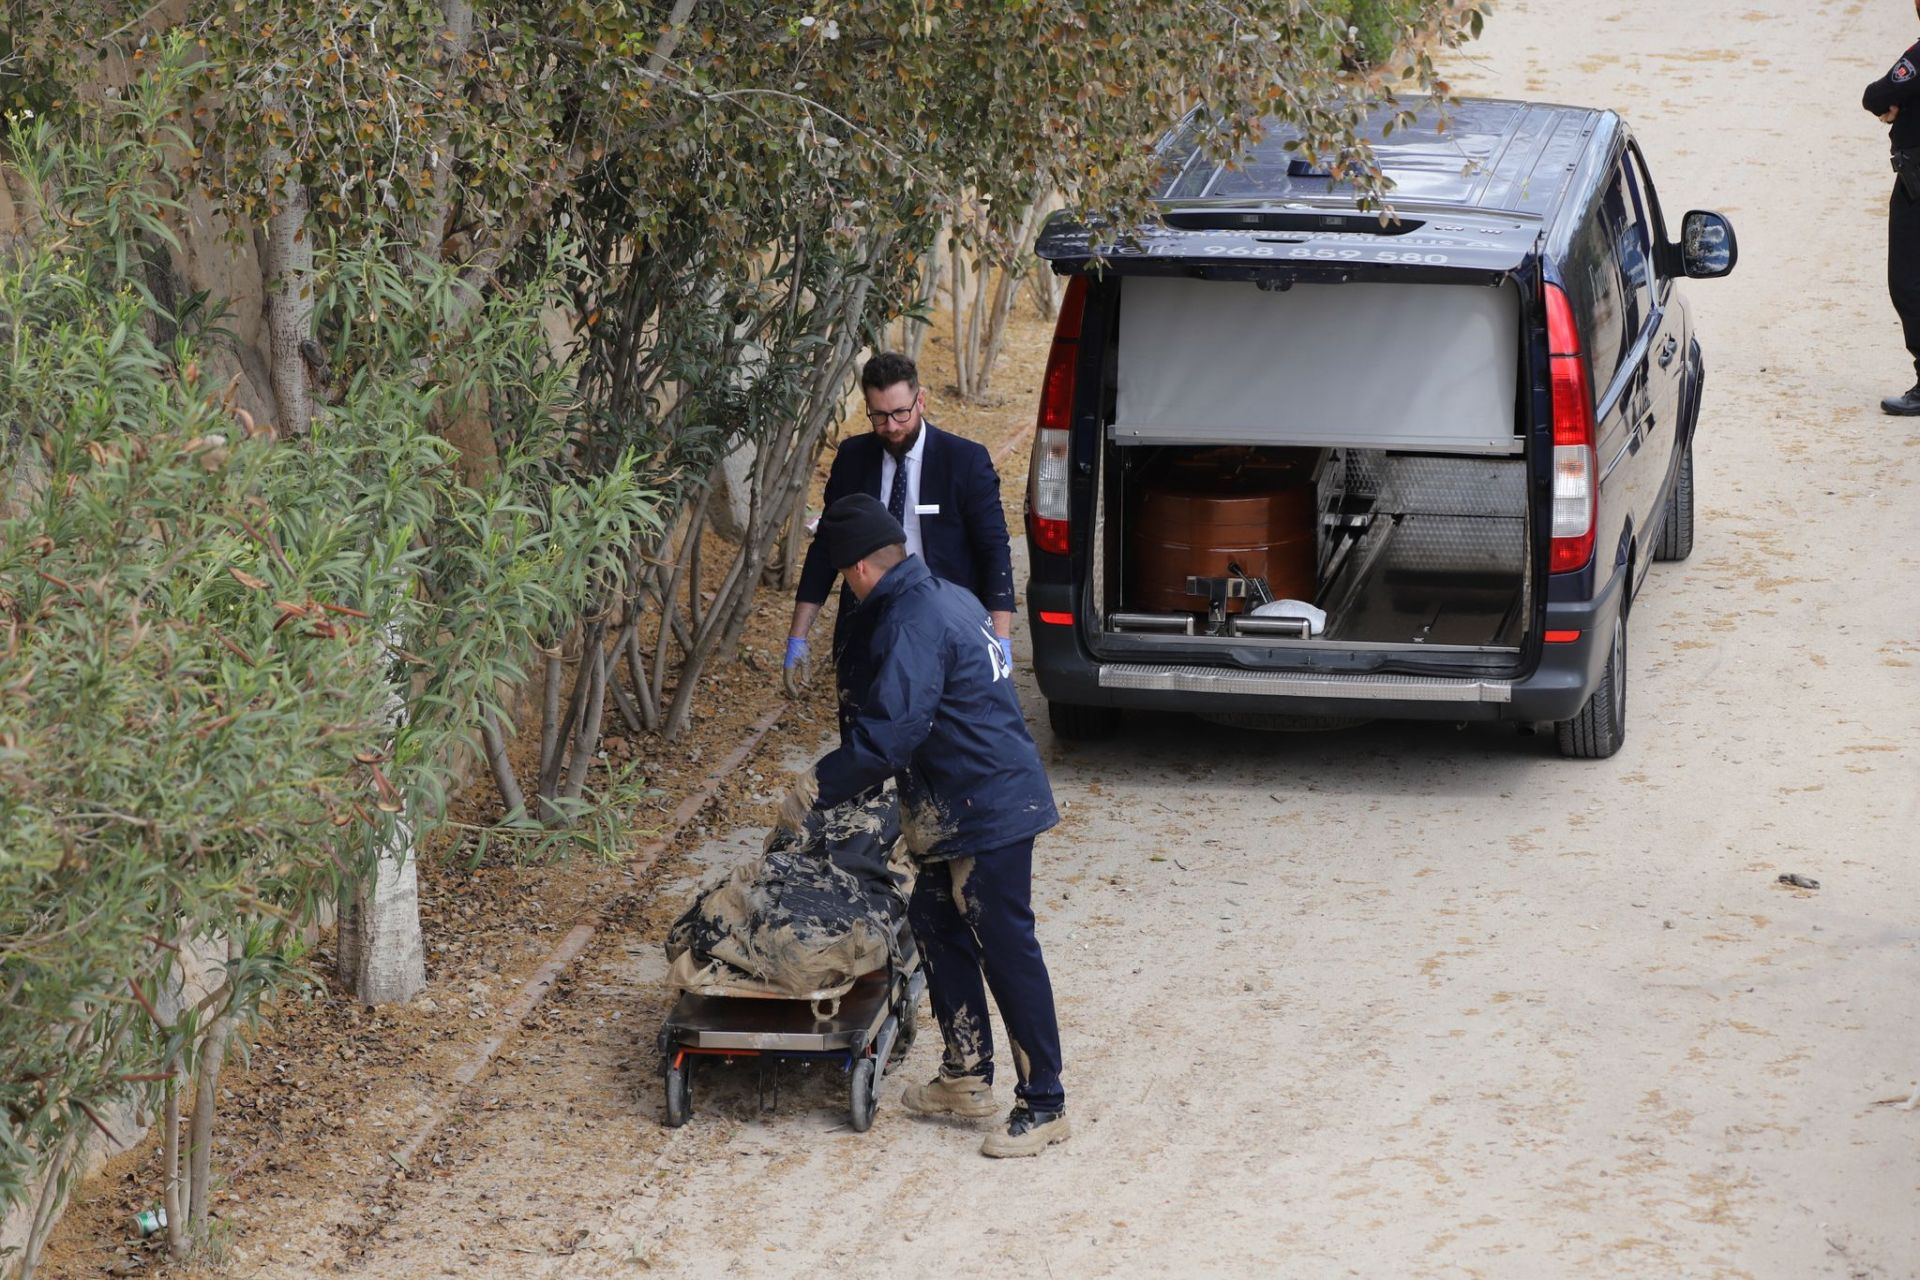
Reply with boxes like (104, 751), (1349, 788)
(1653, 443), (1695, 562)
(1556, 612), (1627, 759)
(1047, 701), (1120, 741)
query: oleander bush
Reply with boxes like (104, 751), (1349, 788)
(0, 80), (654, 1271)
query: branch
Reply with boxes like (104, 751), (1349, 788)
(644, 0), (700, 79)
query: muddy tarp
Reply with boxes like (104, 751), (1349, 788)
(665, 789), (907, 1000)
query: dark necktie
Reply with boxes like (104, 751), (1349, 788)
(887, 454), (908, 524)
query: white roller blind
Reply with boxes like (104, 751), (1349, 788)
(1114, 276), (1521, 454)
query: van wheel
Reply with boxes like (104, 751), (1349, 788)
(1556, 612), (1627, 759)
(1047, 701), (1119, 741)
(1654, 443), (1695, 562)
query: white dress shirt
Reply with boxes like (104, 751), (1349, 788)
(878, 425), (929, 561)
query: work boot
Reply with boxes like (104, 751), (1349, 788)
(1881, 384), (1920, 415)
(980, 1104), (1070, 1158)
(900, 1073), (997, 1119)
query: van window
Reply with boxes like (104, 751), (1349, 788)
(1568, 206), (1628, 396)
(1611, 161), (1654, 339)
(1624, 143), (1668, 247)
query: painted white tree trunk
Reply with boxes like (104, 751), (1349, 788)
(336, 624), (426, 1005)
(708, 438), (758, 544)
(329, 0), (488, 1007)
(336, 822), (427, 1005)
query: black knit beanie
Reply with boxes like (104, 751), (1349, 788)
(818, 493), (907, 570)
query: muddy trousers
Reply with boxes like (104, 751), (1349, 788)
(907, 838), (1065, 1112)
(1889, 182), (1920, 379)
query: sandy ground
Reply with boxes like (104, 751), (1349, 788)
(122, 3), (1920, 1278)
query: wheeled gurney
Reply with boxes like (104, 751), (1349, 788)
(655, 925), (924, 1132)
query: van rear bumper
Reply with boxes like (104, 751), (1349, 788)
(1027, 569), (1621, 725)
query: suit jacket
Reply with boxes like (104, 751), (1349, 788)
(796, 421), (1016, 622)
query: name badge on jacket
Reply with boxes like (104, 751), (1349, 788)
(914, 503), (941, 516)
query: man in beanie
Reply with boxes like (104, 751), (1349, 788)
(783, 352), (1015, 689)
(789, 493), (1069, 1158)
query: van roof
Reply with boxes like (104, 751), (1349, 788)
(1155, 98), (1604, 217)
(1035, 98), (1607, 275)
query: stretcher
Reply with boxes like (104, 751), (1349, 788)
(655, 931), (924, 1132)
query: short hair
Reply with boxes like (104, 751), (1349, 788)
(860, 352), (918, 394)
(864, 542), (908, 571)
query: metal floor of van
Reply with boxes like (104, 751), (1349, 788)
(1313, 455), (1530, 650)
(1322, 566), (1527, 648)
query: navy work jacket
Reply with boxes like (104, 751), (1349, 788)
(813, 555), (1057, 861)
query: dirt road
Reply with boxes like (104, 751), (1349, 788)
(239, 4), (1919, 1277)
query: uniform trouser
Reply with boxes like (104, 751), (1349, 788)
(907, 837), (1065, 1113)
(1889, 182), (1920, 379)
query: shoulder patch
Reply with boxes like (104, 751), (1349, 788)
(1895, 57), (1916, 83)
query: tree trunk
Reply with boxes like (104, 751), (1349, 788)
(479, 706), (527, 816)
(336, 825), (427, 1004)
(539, 649), (563, 769)
(537, 638), (593, 810)
(18, 1142), (74, 1279)
(258, 159), (312, 437)
(415, 0), (476, 270)
(559, 639), (608, 803)
(1022, 192), (1064, 319)
(896, 236), (944, 364)
(605, 613), (646, 733)
(161, 1072), (185, 1259)
(336, 629), (427, 1005)
(948, 239), (971, 397)
(186, 941), (242, 1241)
(623, 605), (660, 731)
(779, 477), (808, 590)
(974, 188), (1053, 388)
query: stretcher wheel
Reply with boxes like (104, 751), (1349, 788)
(848, 1057), (877, 1132)
(885, 1002), (917, 1073)
(664, 1060), (691, 1128)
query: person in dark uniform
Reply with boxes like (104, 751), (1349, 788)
(1864, 8), (1920, 414)
(785, 494), (1070, 1158)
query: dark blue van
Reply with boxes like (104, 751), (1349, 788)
(1023, 99), (1736, 758)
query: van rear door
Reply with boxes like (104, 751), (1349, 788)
(1032, 217), (1556, 681)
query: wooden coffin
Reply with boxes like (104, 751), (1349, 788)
(1130, 451), (1317, 614)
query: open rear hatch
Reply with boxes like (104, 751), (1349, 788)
(1038, 209), (1549, 679)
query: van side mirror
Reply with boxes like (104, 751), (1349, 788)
(1679, 210), (1737, 279)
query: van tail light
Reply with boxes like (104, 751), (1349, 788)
(1027, 428), (1072, 556)
(1545, 283), (1597, 574)
(1025, 275), (1087, 559)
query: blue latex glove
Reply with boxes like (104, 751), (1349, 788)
(784, 636), (810, 670)
(998, 635), (1014, 670)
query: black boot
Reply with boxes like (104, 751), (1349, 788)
(1881, 383), (1920, 415)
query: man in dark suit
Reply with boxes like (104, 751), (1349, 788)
(785, 352), (1016, 681)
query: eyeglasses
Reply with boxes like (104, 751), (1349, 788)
(866, 406), (916, 426)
